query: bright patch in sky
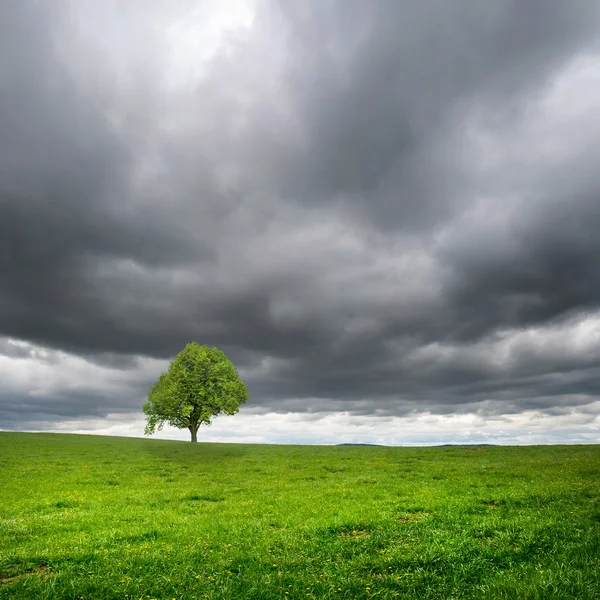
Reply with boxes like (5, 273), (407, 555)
(166, 0), (256, 86)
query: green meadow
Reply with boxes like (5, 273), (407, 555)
(0, 433), (599, 599)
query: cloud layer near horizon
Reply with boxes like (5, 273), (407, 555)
(1, 0), (600, 442)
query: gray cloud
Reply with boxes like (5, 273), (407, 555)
(1, 0), (600, 434)
(272, 0), (600, 226)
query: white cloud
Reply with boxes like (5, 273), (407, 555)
(13, 404), (600, 447)
(166, 0), (257, 87)
(0, 336), (167, 402)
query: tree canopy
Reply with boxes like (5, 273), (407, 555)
(143, 343), (248, 442)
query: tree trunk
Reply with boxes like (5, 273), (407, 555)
(190, 427), (198, 443)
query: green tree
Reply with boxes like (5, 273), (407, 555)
(143, 343), (248, 442)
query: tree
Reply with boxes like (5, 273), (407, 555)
(143, 343), (248, 442)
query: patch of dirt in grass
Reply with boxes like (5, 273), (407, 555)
(0, 562), (51, 585)
(397, 513), (425, 524)
(482, 500), (500, 509)
(339, 529), (369, 539)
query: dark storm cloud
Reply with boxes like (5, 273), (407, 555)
(0, 388), (141, 432)
(0, 1), (213, 355)
(437, 176), (600, 342)
(273, 0), (600, 227)
(0, 390), (124, 424)
(1, 0), (600, 429)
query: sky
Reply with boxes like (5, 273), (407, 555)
(1, 0), (600, 446)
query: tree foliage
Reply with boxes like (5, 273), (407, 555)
(143, 343), (248, 442)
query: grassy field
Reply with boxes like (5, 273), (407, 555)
(0, 433), (599, 599)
